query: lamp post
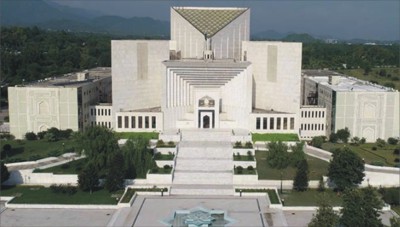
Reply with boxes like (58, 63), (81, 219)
(280, 171), (283, 194)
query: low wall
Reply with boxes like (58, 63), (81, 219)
(232, 148), (255, 156)
(146, 172), (172, 184)
(233, 160), (256, 168)
(233, 174), (259, 185)
(5, 203), (117, 209)
(159, 133), (180, 143)
(154, 147), (177, 155)
(4, 170), (78, 186)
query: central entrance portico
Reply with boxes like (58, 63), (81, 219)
(198, 96), (216, 129)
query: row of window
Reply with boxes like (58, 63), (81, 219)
(117, 116), (157, 129)
(255, 117), (295, 130)
(301, 123), (325, 131)
(301, 110), (324, 118)
(90, 108), (111, 116)
(91, 121), (111, 128)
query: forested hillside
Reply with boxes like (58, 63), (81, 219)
(1, 27), (399, 86)
(1, 27), (111, 85)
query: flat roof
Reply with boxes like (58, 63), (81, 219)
(164, 59), (251, 68)
(17, 67), (111, 88)
(302, 70), (396, 92)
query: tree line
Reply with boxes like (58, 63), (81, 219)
(1, 26), (399, 87)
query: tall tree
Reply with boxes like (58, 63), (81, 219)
(308, 195), (339, 227)
(105, 152), (125, 192)
(1, 162), (10, 184)
(122, 137), (155, 179)
(327, 147), (365, 191)
(340, 187), (384, 227)
(74, 126), (119, 170)
(78, 163), (99, 194)
(267, 141), (290, 169)
(293, 159), (309, 191)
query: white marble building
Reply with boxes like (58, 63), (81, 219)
(112, 7), (302, 133)
(302, 70), (400, 142)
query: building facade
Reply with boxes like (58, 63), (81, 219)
(302, 70), (399, 142)
(8, 68), (111, 139)
(112, 7), (302, 134)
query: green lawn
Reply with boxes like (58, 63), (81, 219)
(280, 189), (343, 206)
(34, 158), (88, 174)
(116, 132), (159, 140)
(256, 151), (329, 180)
(154, 153), (175, 160)
(321, 143), (399, 166)
(337, 67), (400, 90)
(1, 139), (77, 163)
(149, 167), (172, 174)
(393, 206), (400, 215)
(1, 185), (123, 205)
(252, 133), (299, 142)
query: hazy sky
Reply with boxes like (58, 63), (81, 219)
(52, 0), (400, 40)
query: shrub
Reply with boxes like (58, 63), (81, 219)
(317, 176), (325, 192)
(394, 149), (400, 155)
(388, 137), (399, 145)
(37, 131), (47, 140)
(44, 132), (57, 142)
(50, 184), (77, 195)
(350, 136), (360, 145)
(60, 163), (70, 169)
(376, 138), (386, 148)
(360, 137), (366, 144)
(156, 140), (165, 147)
(234, 141), (242, 148)
(247, 166), (254, 171)
(0, 134), (15, 140)
(247, 150), (253, 160)
(151, 167), (159, 173)
(236, 166), (243, 174)
(154, 152), (162, 160)
(244, 141), (253, 148)
(379, 187), (400, 205)
(163, 164), (171, 169)
(329, 133), (338, 143)
(25, 132), (37, 140)
(371, 146), (377, 151)
(394, 158), (399, 163)
(370, 161), (384, 166)
(167, 141), (175, 146)
(311, 136), (324, 148)
(336, 128), (350, 143)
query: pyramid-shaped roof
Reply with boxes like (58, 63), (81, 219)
(173, 7), (248, 37)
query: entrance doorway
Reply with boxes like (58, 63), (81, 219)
(203, 115), (210, 128)
(198, 110), (214, 129)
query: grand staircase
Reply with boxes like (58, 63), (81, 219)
(170, 129), (234, 195)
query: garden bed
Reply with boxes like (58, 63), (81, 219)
(252, 133), (299, 142)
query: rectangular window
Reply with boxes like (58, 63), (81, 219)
(152, 116), (156, 128)
(108, 109), (111, 116)
(118, 116), (122, 128)
(138, 116), (143, 128)
(322, 111), (325, 118)
(277, 117), (281, 130)
(101, 109), (104, 116)
(312, 111), (314, 118)
(145, 116), (149, 128)
(301, 111), (303, 118)
(301, 124), (303, 130)
(270, 118), (274, 130)
(322, 124), (324, 130)
(283, 118), (288, 130)
(131, 116), (136, 128)
(256, 117), (261, 129)
(98, 109), (100, 116)
(124, 116), (129, 128)
(290, 117), (295, 129)
(90, 109), (93, 116)
(108, 122), (111, 128)
(263, 117), (267, 129)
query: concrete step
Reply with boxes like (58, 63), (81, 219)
(181, 129), (232, 142)
(170, 184), (234, 196)
(175, 158), (232, 171)
(173, 171), (233, 185)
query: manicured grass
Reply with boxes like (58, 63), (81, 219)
(280, 189), (343, 206)
(154, 153), (175, 160)
(252, 133), (299, 142)
(149, 167), (172, 174)
(1, 185), (123, 205)
(392, 206), (400, 215)
(233, 154), (255, 161)
(234, 167), (256, 175)
(235, 188), (280, 204)
(256, 150), (329, 180)
(33, 158), (89, 175)
(2, 139), (77, 163)
(321, 142), (399, 167)
(116, 132), (159, 140)
(337, 67), (400, 90)
(120, 188), (136, 203)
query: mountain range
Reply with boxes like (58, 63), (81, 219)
(1, 0), (395, 43)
